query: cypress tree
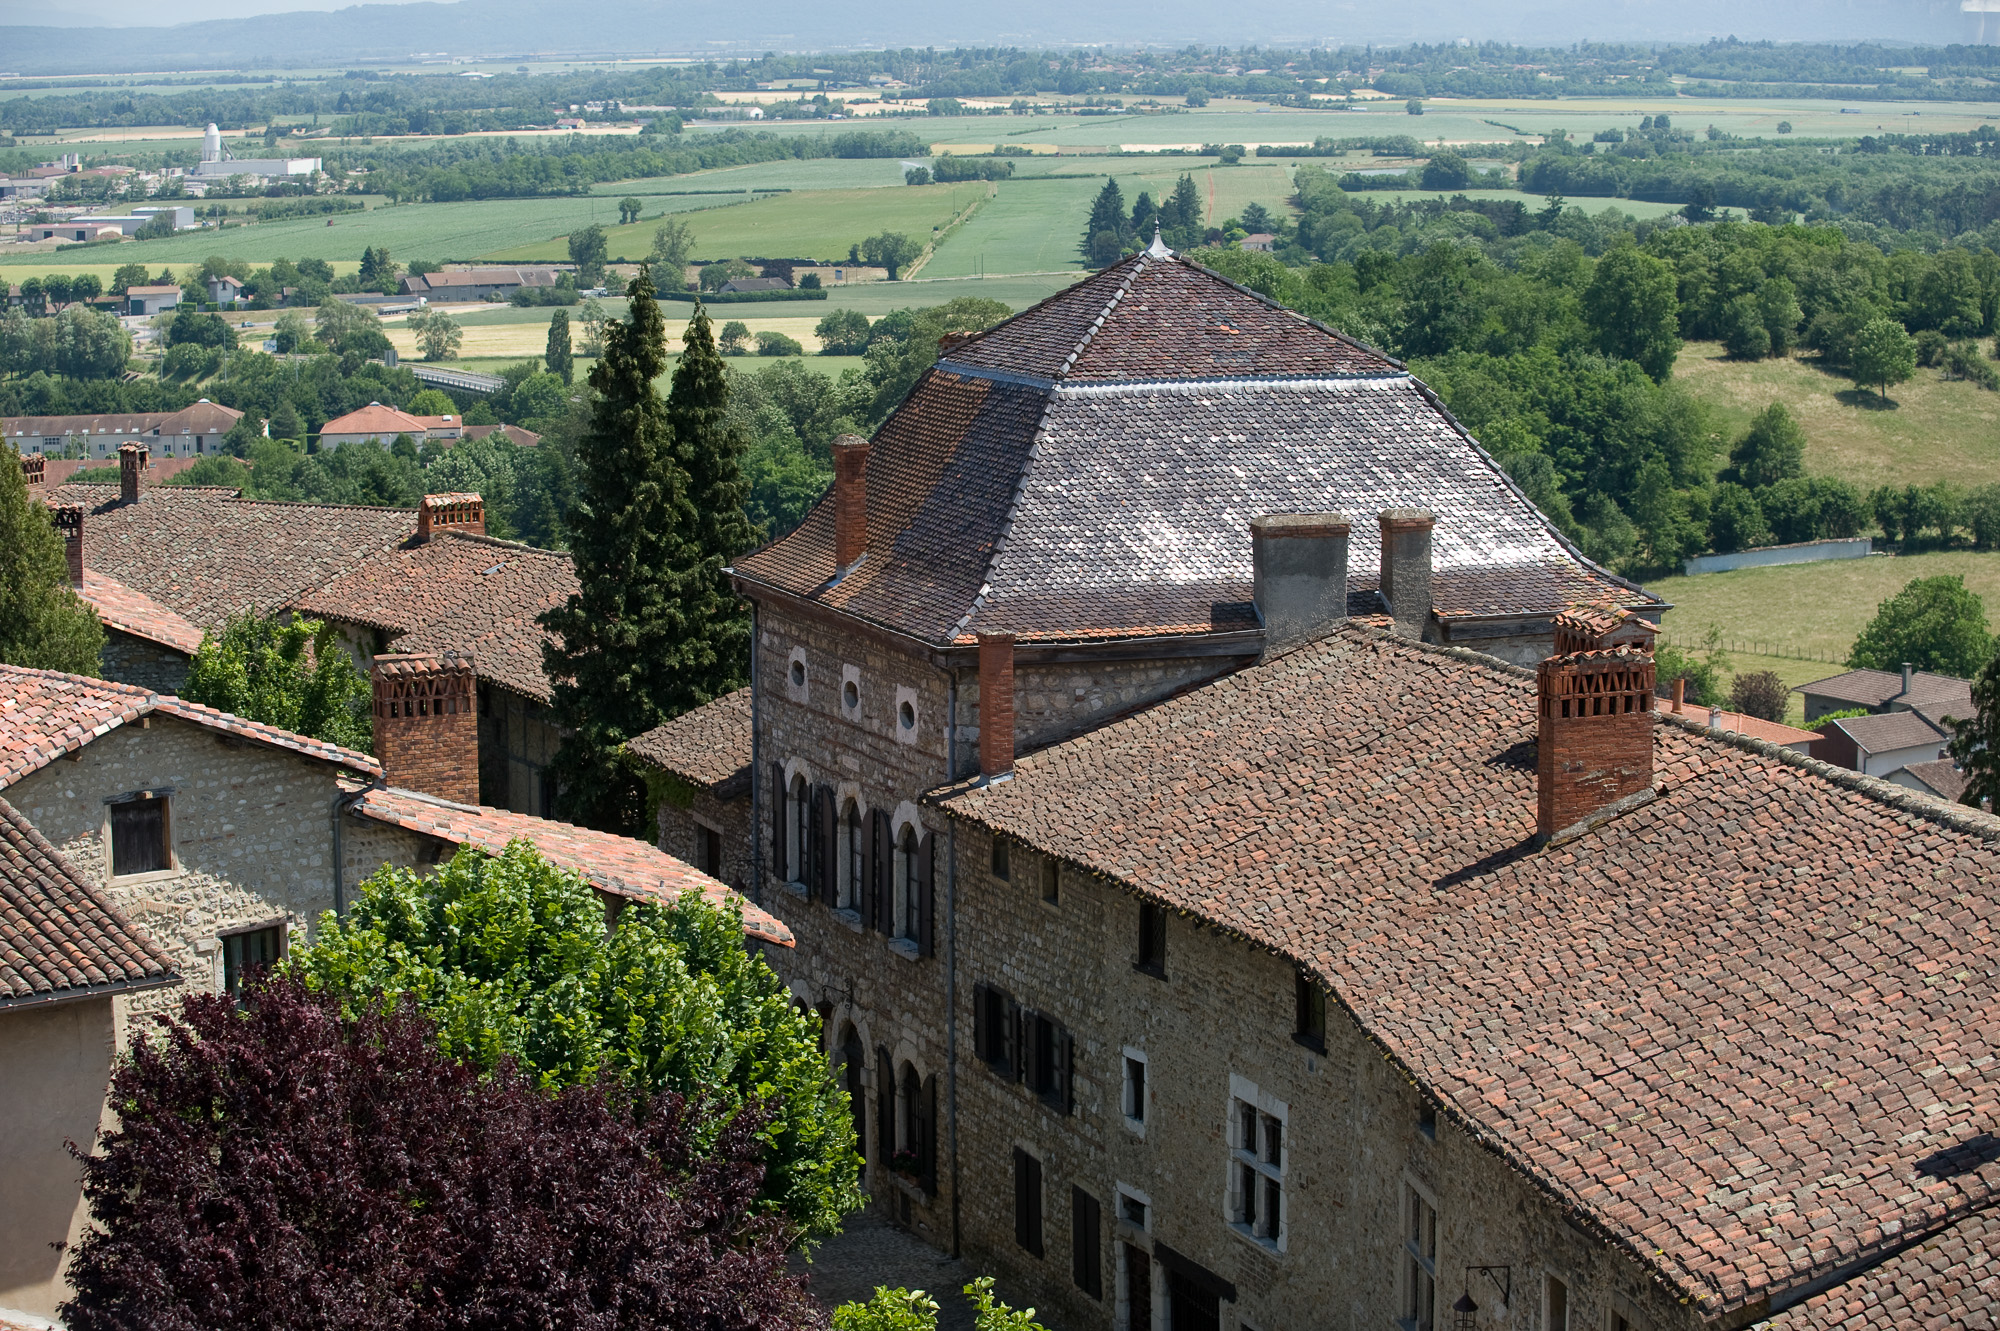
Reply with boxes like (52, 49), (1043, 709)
(539, 266), (688, 833)
(1081, 176), (1128, 264)
(545, 309), (574, 386)
(1163, 172), (1203, 248)
(0, 443), (104, 675)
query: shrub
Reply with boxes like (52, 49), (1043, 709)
(1708, 482), (1772, 553)
(1728, 669), (1789, 722)
(60, 978), (817, 1331)
(756, 330), (805, 356)
(182, 612), (373, 751)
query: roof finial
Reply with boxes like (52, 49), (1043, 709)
(1145, 221), (1172, 259)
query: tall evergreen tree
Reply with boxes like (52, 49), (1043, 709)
(1162, 173), (1203, 249)
(1081, 176), (1128, 266)
(0, 443), (104, 675)
(540, 266), (687, 833)
(545, 309), (574, 386)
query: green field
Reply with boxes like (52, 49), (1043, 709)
(1674, 340), (2000, 490)
(590, 157), (919, 194)
(486, 181), (988, 264)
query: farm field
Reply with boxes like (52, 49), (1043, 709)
(591, 157), (919, 194)
(1673, 340), (2000, 490)
(484, 181), (988, 264)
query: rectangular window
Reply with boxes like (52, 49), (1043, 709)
(698, 825), (722, 879)
(1040, 856), (1059, 905)
(1013, 1148), (1044, 1257)
(1072, 1186), (1102, 1298)
(222, 924), (283, 994)
(1031, 1014), (1057, 1095)
(1123, 1244), (1151, 1331)
(1546, 1277), (1568, 1331)
(1123, 1052), (1147, 1126)
(1119, 1188), (1148, 1229)
(1135, 902), (1166, 976)
(991, 837), (1010, 880)
(1228, 1083), (1287, 1250)
(109, 795), (170, 876)
(1405, 1187), (1438, 1331)
(1295, 969), (1327, 1050)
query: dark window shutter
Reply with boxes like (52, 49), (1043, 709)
(1014, 1148), (1033, 1252)
(817, 786), (838, 906)
(770, 763), (787, 876)
(110, 798), (168, 876)
(1005, 998), (1023, 1082)
(1058, 1028), (1075, 1115)
(916, 830), (935, 956)
(973, 982), (991, 1061)
(921, 1074), (938, 1194)
(875, 1048), (895, 1165)
(863, 809), (880, 929)
(872, 811), (893, 935)
(1072, 1186), (1102, 1298)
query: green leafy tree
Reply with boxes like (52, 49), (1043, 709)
(861, 232), (923, 281)
(1756, 277), (1803, 357)
(1583, 246), (1681, 382)
(0, 442), (103, 675)
(815, 308), (872, 355)
(1948, 645), (2000, 809)
(545, 308), (574, 385)
(1709, 482), (1772, 553)
(182, 613), (373, 751)
(700, 258), (756, 293)
(357, 246), (399, 293)
(1850, 317), (1917, 401)
(289, 840), (862, 1242)
(53, 307), (132, 379)
(409, 308), (463, 361)
(834, 1287), (942, 1331)
(1724, 403), (1807, 489)
(755, 330), (804, 356)
(407, 389), (456, 417)
(648, 218), (695, 291)
(1161, 172), (1203, 250)
(110, 262), (149, 295)
(718, 319), (751, 354)
(1081, 175), (1129, 265)
(568, 223), (609, 288)
(618, 196), (643, 224)
(904, 165), (931, 186)
(222, 411), (265, 457)
(663, 300), (758, 688)
(1848, 575), (1992, 677)
(269, 398), (304, 444)
(1729, 669), (1790, 722)
(1420, 150), (1469, 191)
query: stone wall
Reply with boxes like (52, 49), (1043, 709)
(338, 814), (441, 901)
(100, 628), (190, 694)
(943, 819), (1698, 1331)
(655, 787), (753, 894)
(2, 715), (350, 1028)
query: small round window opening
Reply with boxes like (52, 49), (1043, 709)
(898, 700), (917, 731)
(843, 680), (859, 709)
(790, 659), (807, 688)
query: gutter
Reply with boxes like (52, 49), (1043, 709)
(329, 779), (373, 916)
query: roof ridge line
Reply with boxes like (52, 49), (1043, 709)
(1051, 373), (1411, 397)
(1056, 255), (1146, 381)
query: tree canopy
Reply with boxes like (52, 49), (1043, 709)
(1847, 574), (1994, 678)
(182, 612), (374, 751)
(0, 442), (103, 675)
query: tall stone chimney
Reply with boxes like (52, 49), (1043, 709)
(417, 492), (486, 543)
(978, 632), (1016, 780)
(21, 452), (44, 489)
(832, 434), (870, 571)
(52, 504), (83, 586)
(1537, 646), (1655, 840)
(1251, 513), (1350, 651)
(1378, 509), (1434, 639)
(371, 652), (479, 804)
(118, 443), (148, 505)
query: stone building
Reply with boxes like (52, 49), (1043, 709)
(3, 399), (245, 460)
(643, 246), (2000, 1328)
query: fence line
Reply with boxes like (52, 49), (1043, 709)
(1658, 636), (1844, 666)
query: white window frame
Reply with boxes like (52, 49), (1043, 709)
(787, 771), (809, 887)
(840, 662), (863, 718)
(893, 821), (919, 941)
(836, 795), (864, 913)
(1122, 1046), (1149, 1136)
(1115, 1181), (1151, 1233)
(893, 683), (920, 746)
(1224, 1073), (1288, 1254)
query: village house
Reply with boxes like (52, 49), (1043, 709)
(397, 266), (566, 302)
(5, 399), (244, 459)
(639, 244), (2000, 1329)
(316, 401), (465, 450)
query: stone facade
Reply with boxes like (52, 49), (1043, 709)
(478, 683), (560, 817)
(99, 627), (192, 694)
(1, 715), (350, 1028)
(655, 786), (752, 892)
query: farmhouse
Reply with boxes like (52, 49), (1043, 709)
(398, 266), (566, 301)
(316, 401), (465, 449)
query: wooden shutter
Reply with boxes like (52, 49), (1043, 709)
(1057, 1028), (1075, 1115)
(862, 808), (880, 929)
(920, 1074), (938, 1195)
(916, 830), (935, 956)
(1072, 1186), (1103, 1298)
(770, 763), (787, 877)
(816, 786), (838, 906)
(973, 982), (991, 1061)
(872, 811), (893, 935)
(875, 1048), (895, 1166)
(1004, 998), (1024, 1083)
(110, 798), (167, 876)
(1013, 1148), (1043, 1256)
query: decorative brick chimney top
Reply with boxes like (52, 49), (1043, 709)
(20, 452), (44, 488)
(118, 443), (148, 505)
(831, 434), (870, 571)
(1377, 508), (1433, 639)
(978, 632), (1017, 780)
(418, 492), (486, 543)
(371, 651), (479, 805)
(52, 504), (83, 587)
(1551, 603), (1658, 657)
(1250, 512), (1350, 652)
(937, 330), (976, 354)
(1537, 645), (1656, 841)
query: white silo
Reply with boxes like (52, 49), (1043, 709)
(202, 123), (222, 163)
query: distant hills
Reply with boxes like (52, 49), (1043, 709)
(0, 0), (1982, 78)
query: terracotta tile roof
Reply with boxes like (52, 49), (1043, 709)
(81, 569), (205, 656)
(1651, 699), (1821, 749)
(291, 532), (577, 703)
(5, 401), (242, 444)
(627, 688), (753, 792)
(465, 423), (541, 447)
(319, 403), (459, 437)
(0, 795), (178, 1008)
(45, 484), (414, 631)
(1766, 1206), (2000, 1328)
(737, 369), (1650, 646)
(1823, 709), (1949, 755)
(41, 456), (210, 488)
(933, 625), (2000, 1318)
(0, 665), (378, 786)
(350, 785), (791, 946)
(1798, 667), (1974, 713)
(1900, 758), (1972, 803)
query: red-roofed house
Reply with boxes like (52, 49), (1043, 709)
(317, 401), (465, 450)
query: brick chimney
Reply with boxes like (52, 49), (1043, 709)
(832, 434), (870, 571)
(20, 452), (44, 489)
(52, 504), (83, 586)
(938, 330), (975, 355)
(978, 631), (1016, 780)
(1537, 646), (1656, 840)
(417, 492), (485, 543)
(118, 443), (148, 505)
(1378, 509), (1434, 638)
(371, 652), (479, 804)
(1251, 512), (1349, 651)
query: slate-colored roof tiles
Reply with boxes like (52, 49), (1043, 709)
(351, 785), (790, 946)
(47, 484), (415, 631)
(1798, 667), (1974, 713)
(1825, 708), (1949, 755)
(292, 531), (577, 703)
(734, 251), (1653, 647)
(627, 688), (754, 793)
(933, 625), (2000, 1318)
(0, 795), (178, 1008)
